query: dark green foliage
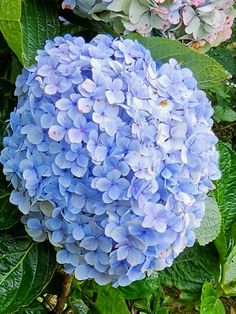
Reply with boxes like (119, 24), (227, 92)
(0, 236), (56, 313)
(0, 185), (20, 230)
(15, 300), (47, 314)
(214, 143), (236, 247)
(158, 244), (220, 295)
(200, 282), (225, 314)
(119, 273), (160, 300)
(222, 246), (236, 296)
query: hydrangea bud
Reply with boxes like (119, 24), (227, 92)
(0, 34), (221, 286)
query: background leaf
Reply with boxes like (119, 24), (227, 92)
(214, 105), (236, 123)
(222, 246), (236, 296)
(0, 188), (20, 230)
(0, 235), (56, 314)
(119, 273), (160, 300)
(210, 84), (236, 124)
(214, 222), (228, 263)
(214, 143), (236, 246)
(0, 79), (16, 143)
(0, 0), (22, 64)
(208, 47), (236, 78)
(68, 292), (89, 314)
(0, 80), (19, 230)
(0, 33), (22, 83)
(127, 36), (228, 90)
(15, 300), (47, 314)
(0, 0), (59, 67)
(195, 196), (221, 246)
(200, 282), (225, 314)
(158, 244), (220, 295)
(95, 285), (130, 314)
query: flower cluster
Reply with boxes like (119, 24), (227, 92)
(0, 34), (220, 286)
(62, 0), (236, 49)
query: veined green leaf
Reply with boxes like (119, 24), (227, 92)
(222, 246), (236, 296)
(214, 143), (236, 245)
(200, 282), (225, 314)
(159, 244), (220, 295)
(0, 0), (59, 67)
(0, 235), (56, 314)
(0, 189), (20, 230)
(95, 285), (130, 314)
(214, 222), (228, 263)
(68, 292), (89, 314)
(15, 300), (47, 314)
(119, 272), (160, 300)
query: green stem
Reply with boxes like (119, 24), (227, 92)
(0, 192), (10, 199)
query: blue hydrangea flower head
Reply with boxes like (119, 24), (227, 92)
(0, 34), (221, 286)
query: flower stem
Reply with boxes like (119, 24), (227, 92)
(54, 274), (73, 314)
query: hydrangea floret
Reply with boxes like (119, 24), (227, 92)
(62, 0), (236, 49)
(0, 34), (221, 286)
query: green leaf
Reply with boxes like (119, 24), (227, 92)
(95, 285), (130, 314)
(0, 33), (22, 83)
(209, 83), (236, 123)
(0, 87), (20, 232)
(214, 105), (236, 123)
(214, 222), (228, 263)
(0, 188), (20, 230)
(15, 300), (47, 314)
(231, 221), (236, 245)
(159, 244), (220, 295)
(222, 246), (236, 296)
(127, 36), (228, 90)
(214, 143), (236, 245)
(195, 196), (221, 246)
(0, 75), (20, 230)
(132, 298), (152, 314)
(119, 272), (160, 300)
(0, 235), (56, 314)
(68, 290), (89, 314)
(0, 79), (15, 135)
(200, 282), (225, 314)
(0, 0), (22, 62)
(0, 0), (59, 67)
(208, 47), (236, 77)
(155, 309), (168, 314)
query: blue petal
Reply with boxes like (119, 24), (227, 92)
(117, 246), (129, 261)
(72, 226), (85, 240)
(27, 126), (44, 145)
(56, 250), (69, 264)
(48, 125), (65, 141)
(127, 247), (145, 266)
(80, 236), (98, 251)
(52, 230), (63, 243)
(110, 226), (127, 242)
(27, 218), (41, 230)
(75, 265), (90, 280)
(108, 185), (120, 200)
